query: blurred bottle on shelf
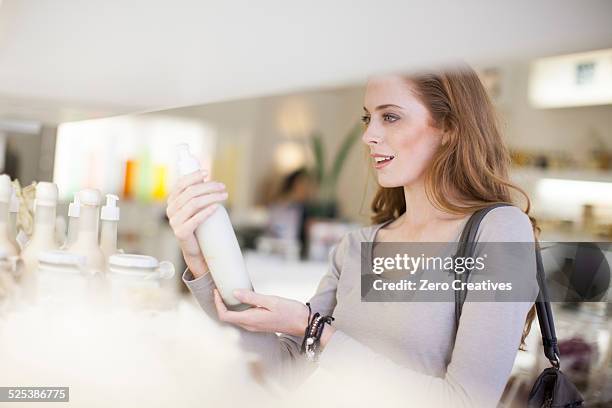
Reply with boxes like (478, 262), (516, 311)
(0, 175), (19, 257)
(122, 159), (138, 200)
(107, 253), (175, 310)
(152, 164), (168, 200)
(587, 128), (611, 170)
(137, 149), (152, 202)
(20, 182), (60, 299)
(67, 189), (105, 274)
(582, 204), (596, 233)
(122, 151), (166, 202)
(100, 194), (120, 262)
(37, 250), (88, 304)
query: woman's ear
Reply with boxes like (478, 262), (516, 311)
(439, 115), (456, 146)
(440, 131), (451, 146)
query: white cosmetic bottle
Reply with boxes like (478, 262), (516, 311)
(21, 182), (60, 297)
(100, 194), (120, 260)
(67, 189), (105, 273)
(176, 144), (253, 311)
(0, 175), (19, 256)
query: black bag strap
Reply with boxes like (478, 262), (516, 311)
(453, 203), (511, 330)
(533, 244), (561, 367)
(454, 203), (561, 368)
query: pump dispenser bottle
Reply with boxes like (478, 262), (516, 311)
(176, 144), (252, 311)
(68, 189), (105, 273)
(21, 182), (60, 296)
(0, 175), (19, 256)
(100, 194), (120, 260)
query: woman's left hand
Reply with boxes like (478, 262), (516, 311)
(213, 289), (310, 337)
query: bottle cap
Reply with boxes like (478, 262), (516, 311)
(9, 189), (19, 213)
(68, 193), (80, 217)
(77, 188), (101, 206)
(35, 182), (58, 207)
(38, 250), (86, 267)
(176, 144), (200, 176)
(101, 194), (120, 221)
(0, 175), (12, 203)
(109, 253), (159, 269)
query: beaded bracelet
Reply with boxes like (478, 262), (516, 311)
(300, 302), (334, 362)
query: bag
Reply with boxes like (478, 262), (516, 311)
(454, 204), (584, 408)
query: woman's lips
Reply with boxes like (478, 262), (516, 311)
(373, 155), (394, 169)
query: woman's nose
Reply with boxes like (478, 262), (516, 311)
(361, 125), (382, 145)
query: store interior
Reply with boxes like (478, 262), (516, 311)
(0, 1), (611, 407)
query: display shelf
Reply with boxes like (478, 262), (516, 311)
(511, 167), (612, 184)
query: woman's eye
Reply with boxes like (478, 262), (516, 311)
(361, 115), (371, 125)
(383, 113), (399, 123)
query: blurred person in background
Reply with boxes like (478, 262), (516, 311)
(167, 65), (539, 407)
(265, 168), (316, 258)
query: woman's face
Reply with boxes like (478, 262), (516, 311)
(362, 75), (443, 188)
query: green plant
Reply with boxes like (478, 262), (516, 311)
(309, 123), (361, 203)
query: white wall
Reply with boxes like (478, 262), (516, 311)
(499, 61), (612, 155)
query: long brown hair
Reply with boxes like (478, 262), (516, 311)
(370, 66), (536, 348)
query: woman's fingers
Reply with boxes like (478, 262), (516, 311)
(214, 289), (249, 325)
(168, 191), (228, 232)
(168, 181), (226, 216)
(214, 289), (266, 330)
(168, 170), (207, 204)
(172, 204), (219, 241)
(213, 289), (305, 336)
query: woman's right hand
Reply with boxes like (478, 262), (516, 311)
(166, 169), (228, 278)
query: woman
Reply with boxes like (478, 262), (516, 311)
(265, 167), (316, 258)
(166, 67), (538, 407)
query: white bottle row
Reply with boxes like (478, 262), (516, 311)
(0, 175), (175, 306)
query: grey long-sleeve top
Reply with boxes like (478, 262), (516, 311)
(182, 206), (538, 407)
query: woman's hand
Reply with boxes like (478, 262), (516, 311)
(214, 288), (310, 337)
(166, 169), (229, 278)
